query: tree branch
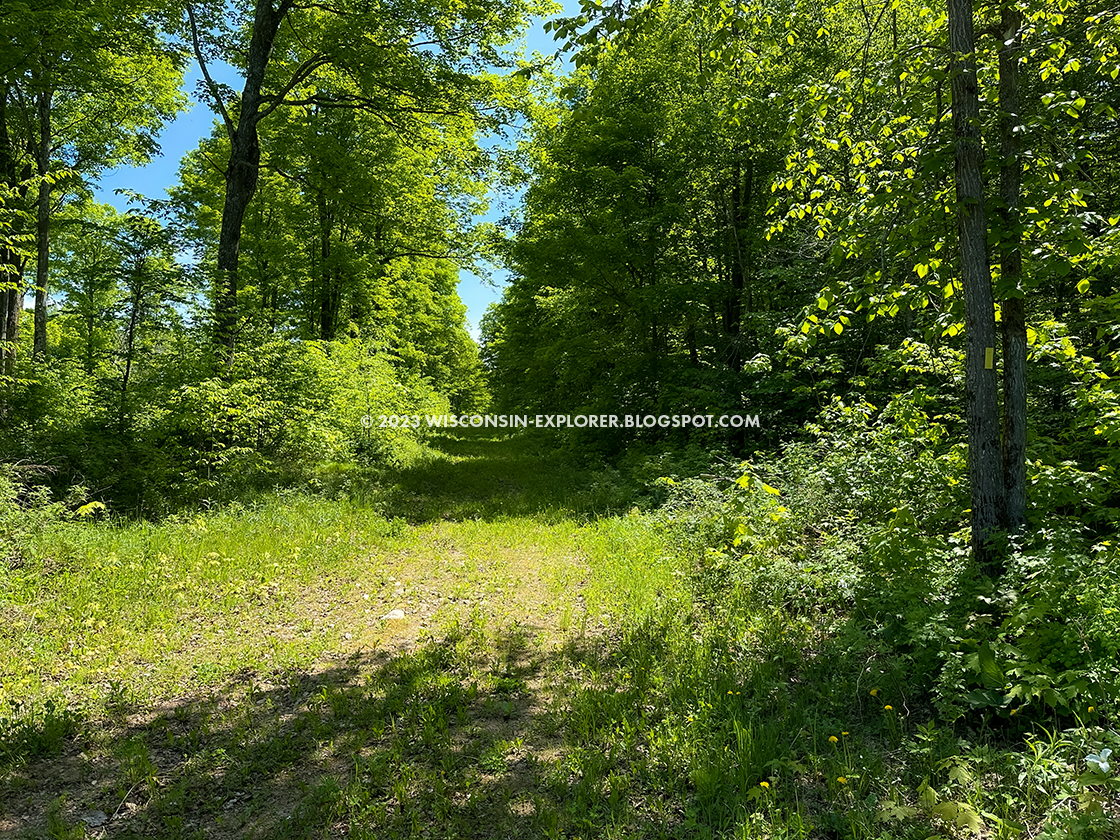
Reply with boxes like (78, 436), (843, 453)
(255, 53), (332, 122)
(186, 3), (235, 137)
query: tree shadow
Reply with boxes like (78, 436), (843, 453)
(0, 619), (684, 840)
(1, 594), (969, 840)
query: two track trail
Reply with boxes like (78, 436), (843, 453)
(2, 430), (671, 839)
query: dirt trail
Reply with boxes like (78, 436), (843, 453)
(1, 431), (629, 839)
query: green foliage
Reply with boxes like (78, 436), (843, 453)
(485, 1), (820, 448)
(0, 701), (81, 770)
(3, 428), (1120, 838)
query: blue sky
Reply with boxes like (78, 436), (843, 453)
(93, 3), (581, 340)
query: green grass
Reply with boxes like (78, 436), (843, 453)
(2, 429), (1118, 838)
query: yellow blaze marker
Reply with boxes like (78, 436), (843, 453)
(985, 347), (994, 369)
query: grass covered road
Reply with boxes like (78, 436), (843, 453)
(1, 431), (685, 839)
(4, 430), (1118, 839)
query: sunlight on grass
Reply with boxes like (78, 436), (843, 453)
(4, 429), (1118, 839)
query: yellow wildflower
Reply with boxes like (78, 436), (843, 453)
(829, 735), (838, 744)
(884, 704), (893, 711)
(760, 781), (770, 789)
(870, 688), (879, 697)
(837, 776), (847, 784)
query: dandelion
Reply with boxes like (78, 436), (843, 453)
(841, 731), (849, 736)
(1088, 706), (1095, 713)
(884, 704), (893, 711)
(829, 735), (838, 744)
(837, 776), (847, 784)
(760, 781), (770, 789)
(870, 688), (879, 697)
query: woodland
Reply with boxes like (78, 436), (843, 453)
(1, 0), (1119, 837)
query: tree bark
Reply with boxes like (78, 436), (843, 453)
(197, 0), (294, 354)
(33, 85), (51, 357)
(317, 192), (336, 340)
(120, 266), (142, 432)
(725, 164), (744, 377)
(947, 0), (1006, 574)
(998, 4), (1027, 534)
(0, 82), (22, 382)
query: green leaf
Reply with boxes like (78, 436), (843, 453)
(978, 640), (1005, 688)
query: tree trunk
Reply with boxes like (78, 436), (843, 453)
(317, 192), (335, 340)
(33, 86), (51, 357)
(0, 82), (22, 382)
(211, 0), (292, 354)
(120, 273), (142, 432)
(947, 0), (1006, 574)
(725, 162), (745, 376)
(999, 4), (1027, 534)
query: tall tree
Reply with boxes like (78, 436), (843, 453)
(997, 1), (1026, 535)
(0, 0), (185, 358)
(184, 0), (549, 354)
(947, 0), (1005, 572)
(767, 0), (1119, 569)
(0, 84), (31, 382)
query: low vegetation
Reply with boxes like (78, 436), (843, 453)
(2, 428), (1117, 838)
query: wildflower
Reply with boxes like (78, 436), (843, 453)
(1088, 706), (1095, 713)
(1087, 748), (1112, 775)
(829, 735), (838, 744)
(841, 731), (849, 736)
(837, 776), (847, 784)
(870, 688), (878, 697)
(760, 781), (770, 789)
(884, 705), (893, 711)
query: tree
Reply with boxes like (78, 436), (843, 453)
(170, 98), (490, 408)
(768, 0), (1120, 570)
(946, 0), (1004, 572)
(996, 0), (1025, 535)
(487, 0), (821, 449)
(52, 203), (122, 376)
(0, 0), (185, 358)
(183, 0), (551, 354)
(0, 114), (31, 383)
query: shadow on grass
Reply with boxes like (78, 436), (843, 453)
(361, 429), (636, 524)
(0, 601), (949, 840)
(0, 620), (687, 840)
(4, 596), (1054, 840)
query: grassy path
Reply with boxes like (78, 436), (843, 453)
(11, 431), (1107, 839)
(1, 431), (684, 839)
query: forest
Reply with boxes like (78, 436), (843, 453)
(1, 0), (1118, 837)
